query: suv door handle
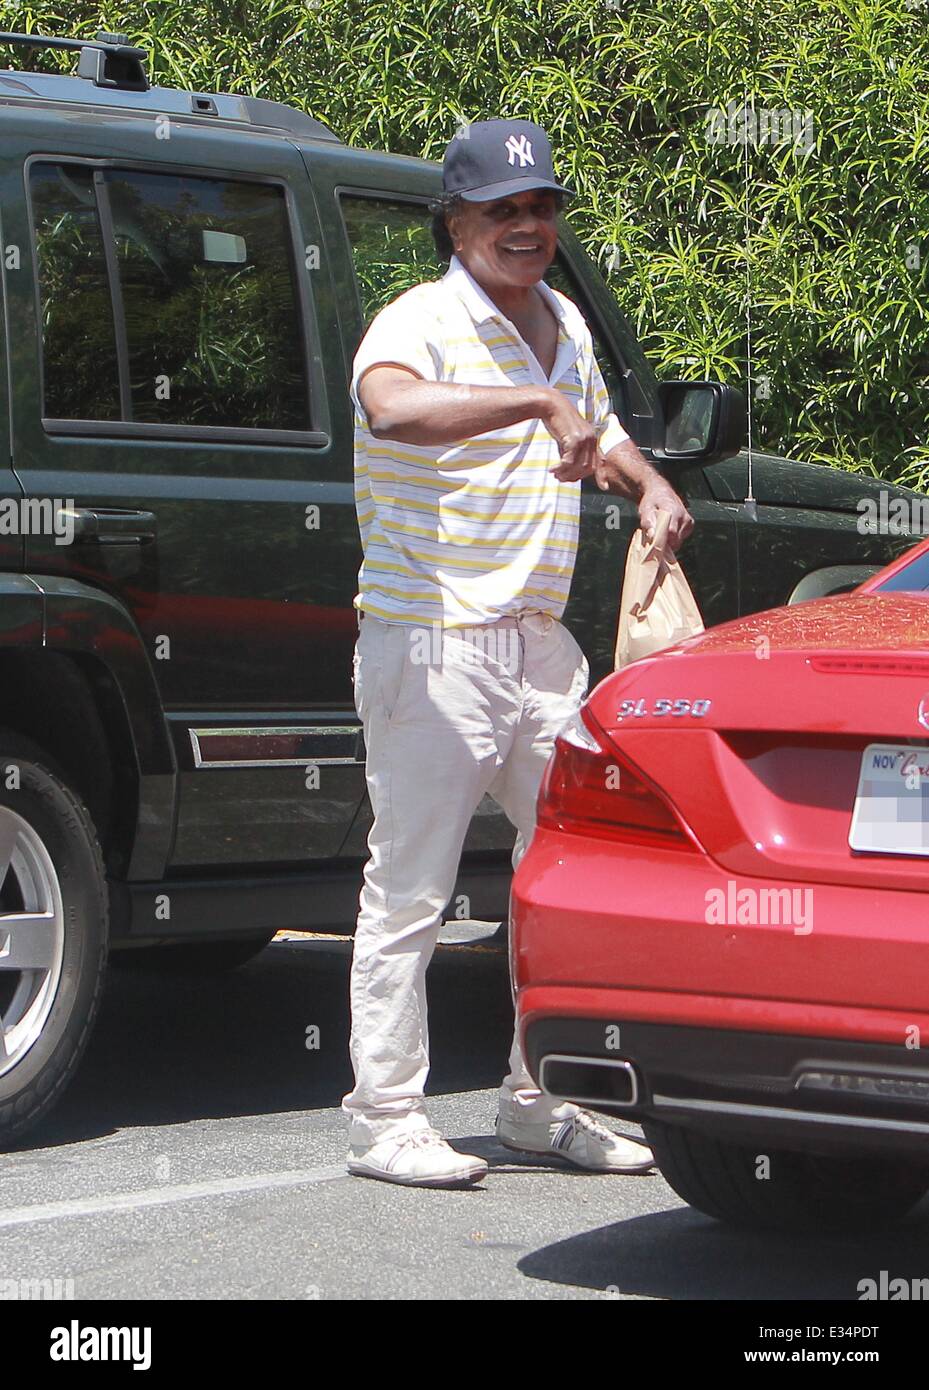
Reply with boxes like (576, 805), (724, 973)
(59, 507), (157, 544)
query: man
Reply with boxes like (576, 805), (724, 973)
(343, 118), (693, 1187)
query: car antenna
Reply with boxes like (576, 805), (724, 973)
(741, 84), (757, 521)
(0, 29), (149, 91)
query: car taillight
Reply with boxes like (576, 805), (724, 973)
(537, 707), (693, 848)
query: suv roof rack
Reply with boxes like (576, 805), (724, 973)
(0, 29), (342, 141)
(0, 29), (149, 92)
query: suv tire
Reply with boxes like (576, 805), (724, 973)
(0, 731), (108, 1147)
(644, 1119), (929, 1230)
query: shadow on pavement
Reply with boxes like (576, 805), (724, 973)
(517, 1199), (929, 1300)
(22, 936), (512, 1150)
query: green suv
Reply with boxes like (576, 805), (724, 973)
(0, 30), (918, 1142)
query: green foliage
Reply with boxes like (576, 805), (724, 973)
(2, 0), (927, 483)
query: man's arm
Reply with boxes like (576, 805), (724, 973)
(359, 364), (694, 548)
(593, 439), (695, 550)
(358, 365), (603, 480)
(579, 339), (694, 548)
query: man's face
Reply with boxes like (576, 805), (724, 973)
(447, 188), (559, 290)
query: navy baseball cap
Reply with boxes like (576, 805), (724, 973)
(442, 119), (574, 202)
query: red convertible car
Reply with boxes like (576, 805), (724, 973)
(512, 536), (929, 1230)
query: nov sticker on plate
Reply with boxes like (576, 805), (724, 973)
(849, 743), (929, 856)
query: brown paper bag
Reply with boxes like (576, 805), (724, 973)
(614, 510), (704, 669)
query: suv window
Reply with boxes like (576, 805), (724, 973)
(340, 194), (442, 327)
(31, 162), (310, 432)
(31, 164), (122, 422)
(339, 193), (629, 426)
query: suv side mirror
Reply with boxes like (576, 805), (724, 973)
(655, 382), (745, 465)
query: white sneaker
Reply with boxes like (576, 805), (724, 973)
(496, 1108), (655, 1174)
(348, 1127), (488, 1188)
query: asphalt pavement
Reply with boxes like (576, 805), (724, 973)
(3, 926), (928, 1301)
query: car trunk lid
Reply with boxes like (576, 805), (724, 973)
(586, 595), (929, 890)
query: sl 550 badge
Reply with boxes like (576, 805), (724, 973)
(617, 697), (712, 720)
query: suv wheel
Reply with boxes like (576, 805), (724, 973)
(644, 1119), (929, 1230)
(0, 732), (108, 1146)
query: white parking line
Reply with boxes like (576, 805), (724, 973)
(0, 1164), (349, 1230)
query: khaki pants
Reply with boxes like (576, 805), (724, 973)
(342, 610), (589, 1146)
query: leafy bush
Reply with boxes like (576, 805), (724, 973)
(2, 0), (926, 483)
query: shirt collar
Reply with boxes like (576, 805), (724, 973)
(444, 253), (573, 340)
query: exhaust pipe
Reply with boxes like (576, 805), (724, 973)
(539, 1054), (640, 1108)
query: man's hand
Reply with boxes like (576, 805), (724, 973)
(540, 389), (601, 481)
(588, 440), (694, 550)
(638, 482), (694, 550)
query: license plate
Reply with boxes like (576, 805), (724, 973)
(849, 743), (929, 856)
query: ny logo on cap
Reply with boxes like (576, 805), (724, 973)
(504, 134), (535, 168)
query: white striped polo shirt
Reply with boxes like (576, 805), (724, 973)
(349, 253), (630, 627)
